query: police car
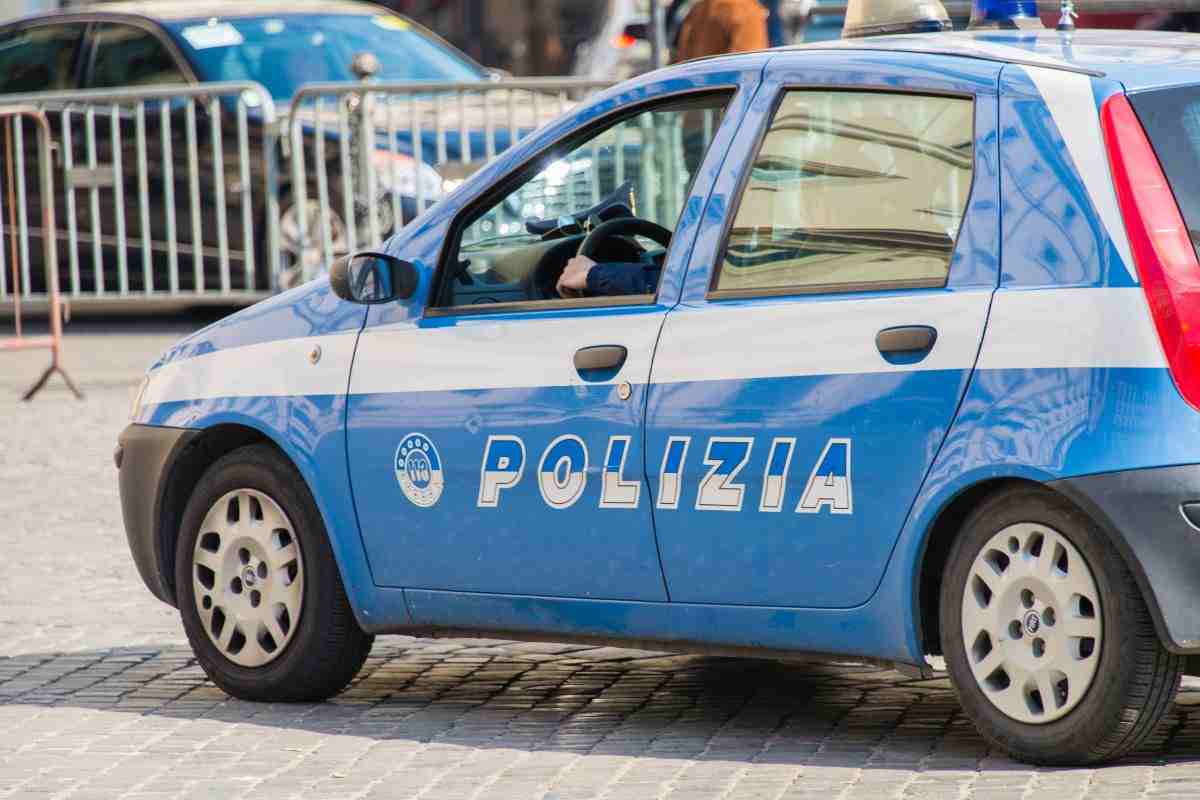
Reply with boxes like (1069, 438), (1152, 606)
(117, 0), (1200, 765)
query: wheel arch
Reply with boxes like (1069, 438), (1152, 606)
(916, 477), (1042, 656)
(152, 409), (387, 631)
(914, 474), (1174, 658)
(156, 423), (277, 604)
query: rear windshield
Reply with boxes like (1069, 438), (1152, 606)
(1129, 86), (1200, 256)
(165, 14), (487, 101)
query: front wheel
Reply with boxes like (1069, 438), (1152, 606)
(940, 488), (1182, 765)
(176, 444), (373, 701)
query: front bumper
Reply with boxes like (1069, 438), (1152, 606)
(1052, 464), (1200, 653)
(116, 423), (199, 607)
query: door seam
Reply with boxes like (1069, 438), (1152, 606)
(642, 62), (771, 602)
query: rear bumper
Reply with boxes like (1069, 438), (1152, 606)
(1051, 464), (1200, 653)
(116, 423), (199, 607)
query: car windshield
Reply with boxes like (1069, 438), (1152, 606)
(166, 14), (487, 101)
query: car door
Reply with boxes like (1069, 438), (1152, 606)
(646, 55), (1002, 608)
(345, 89), (738, 601)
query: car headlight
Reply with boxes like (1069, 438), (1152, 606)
(370, 151), (445, 201)
(129, 374), (151, 420)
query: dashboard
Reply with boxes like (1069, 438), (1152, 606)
(447, 231), (665, 306)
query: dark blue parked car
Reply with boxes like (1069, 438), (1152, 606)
(0, 0), (494, 295)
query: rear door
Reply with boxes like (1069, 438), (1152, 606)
(646, 55), (1002, 608)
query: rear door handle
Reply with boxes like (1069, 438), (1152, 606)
(876, 325), (938, 355)
(574, 345), (628, 372)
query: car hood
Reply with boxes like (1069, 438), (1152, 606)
(151, 278), (365, 372)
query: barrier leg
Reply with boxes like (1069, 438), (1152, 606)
(1, 108), (83, 401)
(22, 363), (83, 401)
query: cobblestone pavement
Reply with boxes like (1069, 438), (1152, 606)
(4, 325), (1200, 799)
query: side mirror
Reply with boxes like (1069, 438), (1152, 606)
(330, 251), (419, 304)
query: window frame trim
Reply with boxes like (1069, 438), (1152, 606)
(425, 86), (737, 320)
(706, 84), (979, 303)
(423, 293), (656, 319)
(82, 18), (197, 91)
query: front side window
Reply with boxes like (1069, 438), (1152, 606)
(433, 92), (729, 310)
(89, 24), (187, 88)
(713, 90), (975, 295)
(0, 24), (86, 93)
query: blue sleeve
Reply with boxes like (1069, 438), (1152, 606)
(585, 262), (660, 296)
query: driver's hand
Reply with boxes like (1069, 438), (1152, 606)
(558, 255), (597, 298)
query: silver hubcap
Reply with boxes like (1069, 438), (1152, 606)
(192, 489), (304, 668)
(961, 522), (1102, 724)
(278, 200), (349, 289)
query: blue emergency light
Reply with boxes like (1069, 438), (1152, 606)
(967, 0), (1043, 29)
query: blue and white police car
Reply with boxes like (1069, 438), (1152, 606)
(117, 0), (1200, 764)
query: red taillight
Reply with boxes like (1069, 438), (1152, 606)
(614, 33), (637, 49)
(1101, 92), (1200, 410)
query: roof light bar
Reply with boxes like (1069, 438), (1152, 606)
(842, 0), (951, 38)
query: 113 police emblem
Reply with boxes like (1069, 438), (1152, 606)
(394, 433), (445, 508)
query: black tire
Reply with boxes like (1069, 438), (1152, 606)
(175, 443), (373, 702)
(940, 487), (1182, 765)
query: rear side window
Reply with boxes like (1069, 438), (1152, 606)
(1129, 86), (1200, 259)
(713, 90), (975, 295)
(88, 24), (187, 89)
(0, 24), (86, 93)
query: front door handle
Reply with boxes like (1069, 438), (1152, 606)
(876, 325), (938, 356)
(574, 345), (628, 372)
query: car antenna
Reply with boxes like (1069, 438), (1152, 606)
(1057, 0), (1078, 31)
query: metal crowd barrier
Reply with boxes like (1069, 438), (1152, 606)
(0, 107), (81, 400)
(0, 77), (620, 310)
(0, 82), (279, 311)
(285, 78), (612, 278)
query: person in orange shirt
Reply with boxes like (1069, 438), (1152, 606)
(673, 0), (770, 62)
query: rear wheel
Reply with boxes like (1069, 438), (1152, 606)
(940, 488), (1182, 765)
(176, 444), (373, 701)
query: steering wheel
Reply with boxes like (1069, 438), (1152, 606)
(578, 218), (673, 260)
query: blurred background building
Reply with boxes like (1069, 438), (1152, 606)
(386, 0), (599, 75)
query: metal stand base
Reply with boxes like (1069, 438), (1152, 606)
(22, 364), (83, 401)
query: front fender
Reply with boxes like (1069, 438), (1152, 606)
(140, 396), (411, 632)
(127, 278), (408, 631)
